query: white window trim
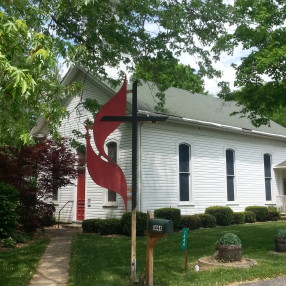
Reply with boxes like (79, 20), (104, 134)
(225, 148), (237, 203)
(263, 153), (273, 202)
(177, 142), (192, 205)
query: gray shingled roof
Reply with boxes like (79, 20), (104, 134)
(124, 81), (286, 137)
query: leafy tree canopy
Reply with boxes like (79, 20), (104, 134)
(0, 0), (232, 145)
(217, 0), (286, 127)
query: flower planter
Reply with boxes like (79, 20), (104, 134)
(216, 244), (242, 262)
(275, 238), (286, 252)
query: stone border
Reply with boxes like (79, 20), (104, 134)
(198, 256), (257, 269)
(269, 250), (286, 255)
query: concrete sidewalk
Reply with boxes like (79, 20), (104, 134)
(29, 227), (80, 286)
(237, 277), (286, 286)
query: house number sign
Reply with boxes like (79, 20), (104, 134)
(153, 225), (163, 232)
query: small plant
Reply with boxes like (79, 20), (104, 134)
(275, 229), (286, 239)
(1, 237), (16, 248)
(217, 233), (241, 245)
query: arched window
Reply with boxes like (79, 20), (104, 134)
(107, 142), (117, 202)
(179, 144), (191, 202)
(226, 149), (235, 201)
(264, 153), (272, 201)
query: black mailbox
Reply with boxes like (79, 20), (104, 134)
(147, 218), (173, 234)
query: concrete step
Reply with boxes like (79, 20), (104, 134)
(61, 222), (82, 230)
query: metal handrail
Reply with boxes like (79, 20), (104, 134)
(58, 201), (74, 228)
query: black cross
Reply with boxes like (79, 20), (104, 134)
(101, 81), (168, 210)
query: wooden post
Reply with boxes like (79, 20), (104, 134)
(146, 211), (165, 286)
(130, 209), (136, 284)
(184, 249), (188, 272)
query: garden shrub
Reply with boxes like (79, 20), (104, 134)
(244, 211), (256, 223)
(154, 208), (181, 230)
(245, 206), (269, 222)
(197, 214), (216, 228)
(0, 182), (19, 238)
(121, 212), (147, 236)
(1, 237), (17, 248)
(205, 206), (234, 226)
(233, 212), (245, 224)
(82, 218), (121, 235)
(181, 215), (201, 230)
(267, 207), (281, 221)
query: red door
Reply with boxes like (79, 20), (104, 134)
(76, 171), (85, 221)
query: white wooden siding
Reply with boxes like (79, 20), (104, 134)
(55, 70), (286, 220)
(57, 74), (132, 220)
(140, 122), (286, 215)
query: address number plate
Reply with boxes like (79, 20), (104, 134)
(153, 225), (163, 231)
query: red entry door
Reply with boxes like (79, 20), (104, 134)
(76, 171), (85, 221)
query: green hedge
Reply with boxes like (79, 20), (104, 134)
(197, 214), (216, 228)
(121, 211), (147, 236)
(0, 182), (19, 238)
(205, 206), (234, 226)
(82, 218), (121, 235)
(267, 207), (281, 221)
(154, 208), (181, 230)
(244, 211), (256, 223)
(181, 215), (201, 230)
(233, 212), (245, 224)
(245, 206), (269, 222)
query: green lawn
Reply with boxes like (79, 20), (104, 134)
(69, 221), (286, 286)
(0, 237), (49, 286)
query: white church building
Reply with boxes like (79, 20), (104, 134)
(32, 65), (286, 222)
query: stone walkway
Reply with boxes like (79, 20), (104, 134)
(29, 227), (80, 286)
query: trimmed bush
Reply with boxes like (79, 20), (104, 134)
(121, 212), (147, 236)
(244, 211), (256, 223)
(82, 218), (121, 235)
(245, 206), (269, 222)
(0, 182), (19, 238)
(205, 206), (234, 226)
(197, 214), (216, 228)
(233, 212), (245, 224)
(154, 208), (181, 230)
(181, 215), (201, 230)
(267, 207), (281, 221)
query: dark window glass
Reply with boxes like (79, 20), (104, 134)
(265, 178), (272, 201)
(179, 144), (190, 172)
(226, 149), (234, 176)
(227, 177), (235, 201)
(226, 149), (235, 201)
(264, 154), (272, 201)
(264, 154), (271, 178)
(180, 173), (189, 201)
(107, 142), (117, 202)
(179, 144), (190, 202)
